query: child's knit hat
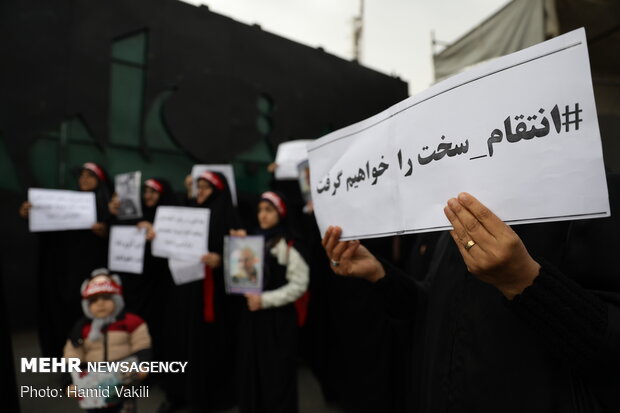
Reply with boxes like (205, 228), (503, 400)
(80, 269), (125, 336)
(82, 269), (122, 299)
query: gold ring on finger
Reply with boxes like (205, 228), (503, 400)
(464, 240), (476, 251)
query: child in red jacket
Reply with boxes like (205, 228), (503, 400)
(64, 268), (151, 412)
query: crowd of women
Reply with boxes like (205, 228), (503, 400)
(18, 162), (411, 413)
(18, 161), (620, 412)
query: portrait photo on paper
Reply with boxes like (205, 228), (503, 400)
(224, 235), (264, 295)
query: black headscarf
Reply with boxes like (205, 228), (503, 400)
(141, 177), (177, 222)
(256, 191), (290, 246)
(190, 171), (240, 254)
(75, 162), (112, 223)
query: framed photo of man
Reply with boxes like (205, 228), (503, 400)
(224, 235), (264, 294)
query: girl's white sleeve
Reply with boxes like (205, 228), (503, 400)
(261, 243), (309, 309)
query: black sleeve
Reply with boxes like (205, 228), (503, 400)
(508, 260), (620, 372)
(372, 261), (422, 322)
(60, 361), (89, 388)
(61, 372), (72, 389)
(133, 348), (152, 362)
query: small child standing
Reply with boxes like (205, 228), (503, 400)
(237, 191), (309, 413)
(64, 269), (152, 413)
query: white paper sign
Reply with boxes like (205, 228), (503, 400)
(108, 226), (146, 274)
(115, 171), (142, 220)
(191, 164), (238, 206)
(151, 206), (210, 261)
(168, 258), (205, 285)
(274, 140), (313, 180)
(28, 188), (97, 232)
(308, 29), (609, 240)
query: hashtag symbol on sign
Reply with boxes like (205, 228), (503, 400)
(550, 103), (583, 134)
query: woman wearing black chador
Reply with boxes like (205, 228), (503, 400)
(107, 177), (178, 352)
(184, 170), (243, 413)
(19, 162), (112, 358)
(237, 191), (309, 413)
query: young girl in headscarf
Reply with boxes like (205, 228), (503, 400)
(158, 170), (242, 413)
(237, 191), (309, 413)
(19, 162), (112, 358)
(107, 177), (177, 319)
(107, 177), (178, 357)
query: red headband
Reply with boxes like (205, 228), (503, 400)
(145, 179), (164, 193)
(260, 191), (287, 217)
(199, 171), (225, 191)
(83, 162), (106, 182)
